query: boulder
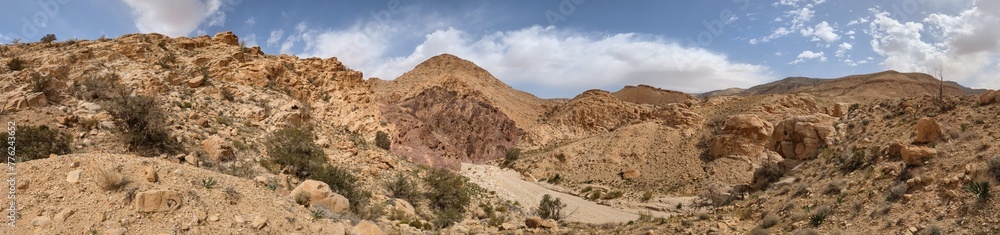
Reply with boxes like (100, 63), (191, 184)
(354, 220), (383, 235)
(202, 135), (235, 162)
(31, 215), (51, 227)
(53, 208), (76, 223)
(145, 166), (158, 183)
(621, 169), (641, 180)
(979, 90), (999, 105)
(290, 180), (351, 213)
(832, 103), (846, 117)
(913, 118), (942, 143)
(135, 190), (182, 212)
(768, 115), (835, 160)
(66, 169), (82, 183)
(251, 215), (267, 229)
(212, 31), (239, 46)
(710, 114), (773, 160)
(390, 198), (416, 218)
(187, 75), (206, 88)
(313, 193), (350, 214)
(901, 145), (936, 166)
(524, 216), (545, 228)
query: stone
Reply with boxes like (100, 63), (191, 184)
(540, 219), (558, 229)
(213, 31), (239, 46)
(187, 75), (206, 88)
(290, 180), (335, 202)
(251, 215), (268, 229)
(134, 190), (182, 212)
(67, 169), (82, 183)
(390, 198), (416, 218)
(621, 169), (641, 180)
(103, 228), (127, 235)
(913, 118), (942, 143)
(499, 222), (517, 230)
(208, 214), (220, 222)
(709, 114), (773, 160)
(202, 135), (235, 162)
(184, 154), (200, 166)
(832, 103), (846, 117)
(31, 215), (51, 227)
(768, 115), (835, 160)
(145, 166), (158, 183)
(53, 208), (76, 223)
(354, 220), (384, 235)
(79, 102), (102, 112)
(979, 90), (999, 105)
(313, 193), (350, 214)
(901, 145), (937, 166)
(524, 216), (544, 228)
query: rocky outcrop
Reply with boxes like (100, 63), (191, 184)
(913, 118), (942, 144)
(202, 136), (235, 162)
(212, 31), (239, 46)
(901, 145), (936, 165)
(709, 114), (774, 160)
(611, 84), (697, 107)
(289, 180), (351, 213)
(382, 86), (522, 170)
(768, 115), (836, 160)
(979, 90), (999, 105)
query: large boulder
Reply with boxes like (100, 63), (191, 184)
(389, 198), (416, 218)
(913, 118), (942, 143)
(202, 136), (235, 162)
(768, 115), (836, 160)
(709, 114), (773, 160)
(212, 31), (239, 46)
(354, 220), (383, 235)
(135, 190), (182, 212)
(901, 145), (936, 166)
(289, 180), (351, 213)
(979, 90), (999, 105)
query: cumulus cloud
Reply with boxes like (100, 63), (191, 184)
(121, 0), (227, 37)
(868, 1), (1000, 88)
(790, 50), (826, 64)
(286, 23), (771, 97)
(835, 42), (853, 57)
(267, 29), (284, 47)
(800, 21), (840, 43)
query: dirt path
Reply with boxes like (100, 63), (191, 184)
(461, 163), (641, 224)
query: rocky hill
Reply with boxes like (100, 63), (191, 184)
(2, 32), (1000, 234)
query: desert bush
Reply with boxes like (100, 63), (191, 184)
(918, 225), (941, 235)
(386, 173), (420, 205)
(546, 174), (562, 184)
(809, 206), (831, 227)
(7, 57), (25, 71)
(750, 227), (771, 235)
(74, 75), (124, 101)
(96, 168), (129, 191)
(294, 191), (310, 206)
(502, 148), (521, 168)
(823, 180), (843, 195)
(221, 88), (235, 101)
(375, 131), (391, 150)
(201, 177), (218, 189)
(966, 180), (990, 200)
(988, 156), (1000, 183)
(761, 213), (780, 228)
(29, 72), (50, 93)
(0, 125), (71, 162)
(479, 203), (507, 227)
(107, 92), (174, 154)
(425, 168), (472, 228)
(602, 190), (624, 200)
(886, 183), (908, 202)
(263, 127), (325, 178)
(537, 194), (567, 221)
(641, 191), (654, 202)
(752, 162), (784, 190)
(40, 34), (56, 43)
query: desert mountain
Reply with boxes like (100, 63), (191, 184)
(611, 84), (698, 107)
(703, 70), (974, 101)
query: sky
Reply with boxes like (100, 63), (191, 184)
(2, 0), (999, 98)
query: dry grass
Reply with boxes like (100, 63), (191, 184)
(96, 168), (130, 191)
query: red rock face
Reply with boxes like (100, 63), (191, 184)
(382, 86), (522, 170)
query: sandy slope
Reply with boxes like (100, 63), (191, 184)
(460, 163), (640, 224)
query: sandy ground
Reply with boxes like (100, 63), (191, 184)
(461, 163), (641, 224)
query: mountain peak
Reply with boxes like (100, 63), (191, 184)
(413, 54), (483, 73)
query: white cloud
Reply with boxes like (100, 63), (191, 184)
(121, 0), (225, 37)
(800, 21), (840, 43)
(288, 23), (771, 96)
(245, 17), (256, 27)
(267, 29), (284, 47)
(868, 1), (1000, 89)
(835, 42), (853, 57)
(790, 50), (825, 64)
(786, 7), (815, 30)
(244, 33), (258, 47)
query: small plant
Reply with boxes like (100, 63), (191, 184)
(221, 88), (235, 101)
(294, 191), (311, 206)
(375, 131), (391, 150)
(502, 148), (521, 168)
(40, 34), (56, 43)
(310, 208), (328, 220)
(760, 212), (780, 228)
(886, 183), (908, 202)
(425, 168), (472, 228)
(108, 92), (175, 154)
(96, 168), (129, 191)
(223, 187), (241, 205)
(751, 162), (784, 190)
(202, 177), (218, 189)
(537, 194), (567, 221)
(7, 57), (25, 71)
(988, 156), (1000, 183)
(386, 174), (420, 205)
(809, 206), (831, 227)
(263, 127), (325, 178)
(546, 174), (562, 184)
(641, 191), (654, 202)
(0, 125), (71, 162)
(602, 190), (624, 200)
(966, 180), (990, 200)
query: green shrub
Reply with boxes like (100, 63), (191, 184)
(966, 180), (990, 200)
(602, 190), (624, 200)
(201, 177), (218, 189)
(73, 75), (124, 101)
(40, 34), (56, 43)
(809, 206), (831, 227)
(0, 125), (71, 162)
(264, 127), (325, 178)
(106, 92), (174, 154)
(425, 168), (472, 228)
(386, 173), (420, 205)
(546, 174), (562, 184)
(537, 194), (567, 220)
(502, 148), (521, 168)
(641, 191), (654, 202)
(7, 57), (25, 71)
(375, 131), (391, 150)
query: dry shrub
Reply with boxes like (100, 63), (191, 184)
(96, 168), (129, 191)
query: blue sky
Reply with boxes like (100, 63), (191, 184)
(2, 0), (998, 98)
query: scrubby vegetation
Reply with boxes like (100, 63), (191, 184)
(0, 125), (71, 162)
(40, 34), (57, 43)
(7, 57), (25, 71)
(96, 168), (130, 191)
(263, 127), (326, 178)
(107, 92), (174, 154)
(310, 165), (371, 215)
(375, 131), (391, 150)
(425, 168), (473, 228)
(386, 173), (421, 205)
(537, 194), (567, 221)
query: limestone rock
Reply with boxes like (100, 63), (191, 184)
(251, 215), (268, 229)
(290, 180), (351, 213)
(499, 222), (517, 230)
(53, 208), (76, 223)
(979, 90), (999, 105)
(913, 118), (942, 143)
(313, 193), (350, 214)
(354, 220), (383, 235)
(187, 75), (206, 88)
(67, 169), (82, 183)
(145, 166), (158, 183)
(524, 216), (544, 228)
(710, 114), (773, 159)
(390, 198), (416, 218)
(135, 190), (182, 212)
(202, 135), (235, 162)
(31, 215), (51, 227)
(768, 115), (835, 160)
(901, 145), (936, 166)
(213, 31), (239, 46)
(621, 169), (641, 180)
